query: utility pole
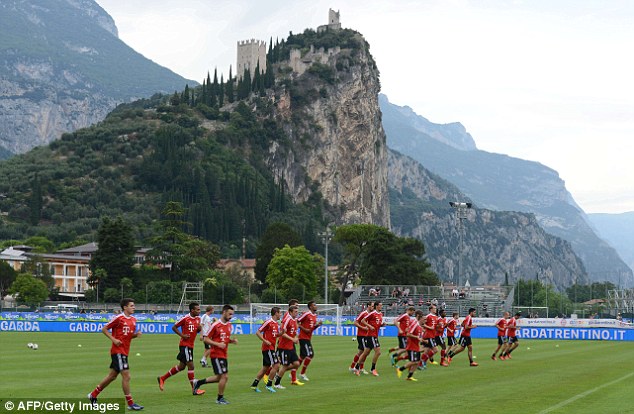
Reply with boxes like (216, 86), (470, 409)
(450, 202), (472, 288)
(319, 226), (333, 304)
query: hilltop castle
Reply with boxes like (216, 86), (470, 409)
(317, 8), (341, 32)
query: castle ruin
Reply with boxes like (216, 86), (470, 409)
(317, 8), (341, 32)
(236, 39), (266, 80)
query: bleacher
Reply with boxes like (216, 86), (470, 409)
(351, 285), (510, 317)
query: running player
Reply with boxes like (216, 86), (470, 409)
(419, 305), (438, 366)
(297, 301), (323, 381)
(355, 301), (385, 376)
(491, 311), (509, 360)
(389, 306), (415, 366)
(349, 301), (374, 374)
(396, 310), (425, 381)
(436, 308), (449, 366)
(500, 312), (521, 360)
(199, 305), (215, 368)
(274, 305), (303, 387)
(250, 306), (281, 393)
(445, 312), (460, 361)
(87, 298), (144, 411)
(157, 302), (204, 394)
(192, 305), (238, 405)
(447, 307), (478, 366)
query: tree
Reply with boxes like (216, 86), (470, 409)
(90, 216), (136, 290)
(255, 222), (302, 286)
(0, 261), (17, 299)
(86, 268), (107, 302)
(266, 245), (320, 302)
(9, 273), (48, 306)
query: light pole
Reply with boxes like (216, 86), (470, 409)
(449, 202), (472, 288)
(319, 226), (333, 304)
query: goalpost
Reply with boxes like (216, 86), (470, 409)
(249, 303), (342, 335)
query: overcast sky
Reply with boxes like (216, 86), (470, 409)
(96, 0), (634, 214)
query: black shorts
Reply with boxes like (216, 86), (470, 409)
(210, 358), (228, 375)
(262, 350), (280, 367)
(299, 339), (314, 358)
(357, 336), (365, 351)
(459, 336), (473, 348)
(508, 336), (519, 344)
(204, 343), (211, 350)
(177, 346), (194, 363)
(497, 336), (508, 345)
(425, 336), (440, 348)
(279, 348), (299, 366)
(110, 354), (129, 372)
(408, 350), (421, 362)
(397, 336), (407, 349)
(447, 337), (457, 347)
(363, 336), (380, 350)
(435, 336), (446, 348)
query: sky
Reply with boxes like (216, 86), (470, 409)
(95, 0), (634, 214)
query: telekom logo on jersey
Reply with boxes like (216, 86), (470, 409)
(122, 325), (131, 335)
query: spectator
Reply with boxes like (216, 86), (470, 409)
(369, 287), (378, 296)
(403, 288), (410, 297)
(452, 288), (459, 298)
(431, 298), (438, 307)
(458, 290), (466, 299)
(391, 288), (399, 298)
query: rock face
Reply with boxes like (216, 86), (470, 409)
(268, 35), (390, 228)
(0, 0), (194, 157)
(389, 150), (589, 288)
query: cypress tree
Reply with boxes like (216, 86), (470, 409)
(218, 74), (224, 107)
(226, 65), (234, 103)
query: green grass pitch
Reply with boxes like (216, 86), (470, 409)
(1, 332), (633, 413)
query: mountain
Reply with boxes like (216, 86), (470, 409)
(381, 94), (633, 287)
(389, 150), (588, 287)
(0, 0), (195, 157)
(587, 212), (634, 284)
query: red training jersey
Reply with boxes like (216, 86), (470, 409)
(506, 317), (517, 337)
(406, 320), (423, 351)
(495, 318), (507, 337)
(355, 310), (370, 337)
(461, 314), (474, 337)
(204, 320), (232, 359)
(297, 311), (318, 341)
(278, 316), (298, 350)
(105, 314), (137, 356)
(365, 310), (383, 338)
(446, 318), (458, 338)
(435, 316), (446, 337)
(423, 313), (437, 339)
(395, 312), (411, 336)
(174, 314), (200, 348)
(258, 318), (280, 351)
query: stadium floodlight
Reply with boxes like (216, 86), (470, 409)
(450, 201), (473, 288)
(318, 225), (334, 304)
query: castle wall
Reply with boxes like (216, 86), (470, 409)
(236, 39), (267, 79)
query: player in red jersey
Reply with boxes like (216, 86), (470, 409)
(297, 301), (323, 381)
(355, 301), (386, 376)
(447, 307), (478, 366)
(281, 299), (299, 324)
(491, 311), (510, 360)
(157, 302), (204, 394)
(419, 305), (439, 366)
(274, 305), (303, 387)
(349, 301), (374, 374)
(199, 305), (215, 368)
(396, 310), (425, 381)
(87, 298), (144, 411)
(192, 305), (238, 405)
(445, 312), (460, 360)
(436, 308), (450, 366)
(250, 306), (282, 393)
(500, 312), (521, 360)
(389, 306), (415, 366)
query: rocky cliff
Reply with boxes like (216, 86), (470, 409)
(0, 0), (194, 157)
(389, 150), (588, 288)
(266, 33), (390, 228)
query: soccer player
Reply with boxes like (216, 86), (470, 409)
(157, 302), (204, 395)
(199, 305), (215, 368)
(349, 301), (374, 374)
(419, 305), (439, 366)
(297, 300), (323, 381)
(446, 307), (478, 366)
(389, 306), (415, 366)
(87, 298), (144, 411)
(491, 311), (509, 360)
(445, 312), (460, 360)
(274, 305), (303, 387)
(396, 310), (424, 381)
(436, 308), (449, 366)
(500, 312), (521, 360)
(250, 306), (282, 393)
(192, 305), (238, 405)
(282, 299), (300, 324)
(355, 301), (385, 376)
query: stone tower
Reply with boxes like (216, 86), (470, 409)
(236, 39), (267, 80)
(318, 8), (341, 32)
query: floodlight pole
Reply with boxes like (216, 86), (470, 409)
(319, 226), (333, 304)
(450, 202), (472, 288)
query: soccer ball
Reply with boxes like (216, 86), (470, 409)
(32, 344), (39, 350)
(27, 343), (34, 348)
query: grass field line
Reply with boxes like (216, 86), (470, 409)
(538, 371), (634, 414)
